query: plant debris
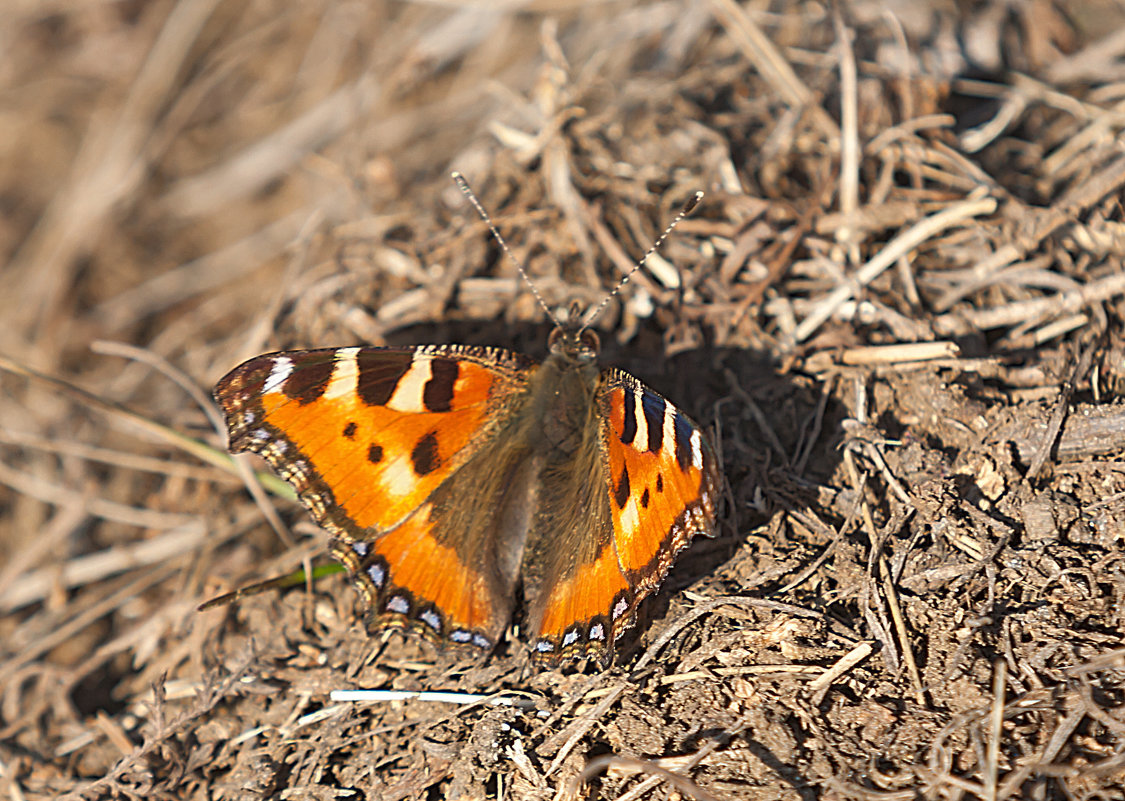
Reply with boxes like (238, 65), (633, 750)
(2, 2), (1125, 799)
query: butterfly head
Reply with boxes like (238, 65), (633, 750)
(548, 306), (600, 365)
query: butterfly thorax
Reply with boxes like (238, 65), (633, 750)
(525, 324), (603, 459)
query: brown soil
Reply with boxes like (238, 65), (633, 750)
(2, 2), (1125, 799)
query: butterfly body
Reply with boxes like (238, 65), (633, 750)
(215, 318), (719, 664)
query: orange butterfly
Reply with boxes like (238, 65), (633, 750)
(213, 175), (720, 664)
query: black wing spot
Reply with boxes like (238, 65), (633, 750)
(656, 473), (664, 493)
(423, 358), (459, 412)
(641, 487), (650, 508)
(367, 443), (384, 464)
(643, 392), (664, 453)
(343, 422), (358, 439)
(411, 432), (440, 476)
(673, 411), (693, 470)
(614, 464), (630, 509)
(357, 350), (413, 406)
(620, 387), (637, 444)
(283, 356), (334, 405)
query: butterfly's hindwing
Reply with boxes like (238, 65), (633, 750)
(519, 406), (626, 662)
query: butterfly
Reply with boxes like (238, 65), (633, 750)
(212, 175), (720, 665)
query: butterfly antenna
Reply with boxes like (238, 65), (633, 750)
(580, 190), (704, 331)
(452, 172), (560, 327)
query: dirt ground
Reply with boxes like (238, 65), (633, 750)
(3, 1), (1125, 799)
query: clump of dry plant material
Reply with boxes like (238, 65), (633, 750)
(2, 2), (1125, 799)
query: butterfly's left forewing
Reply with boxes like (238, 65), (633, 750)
(214, 344), (537, 651)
